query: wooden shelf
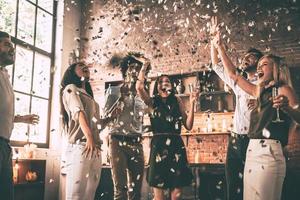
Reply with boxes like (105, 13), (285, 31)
(14, 181), (44, 188)
(13, 159), (46, 162)
(142, 132), (230, 137)
(176, 93), (190, 97)
(199, 90), (230, 97)
(181, 132), (231, 136)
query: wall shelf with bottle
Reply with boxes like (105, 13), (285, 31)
(105, 69), (235, 113)
(150, 70), (235, 113)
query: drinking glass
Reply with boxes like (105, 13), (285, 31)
(272, 87), (284, 123)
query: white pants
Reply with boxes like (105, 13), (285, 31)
(65, 143), (102, 200)
(244, 139), (286, 200)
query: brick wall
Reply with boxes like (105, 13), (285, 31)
(183, 112), (233, 164)
(76, 0), (300, 106)
(185, 134), (229, 164)
(72, 0), (300, 164)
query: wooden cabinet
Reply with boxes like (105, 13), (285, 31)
(13, 159), (46, 200)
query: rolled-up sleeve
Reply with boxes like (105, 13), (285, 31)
(63, 84), (84, 120)
(212, 62), (237, 92)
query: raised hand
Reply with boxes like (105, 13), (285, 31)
(209, 16), (219, 37)
(209, 16), (222, 48)
(190, 90), (199, 105)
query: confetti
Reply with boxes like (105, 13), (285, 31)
(238, 172), (243, 179)
(92, 117), (98, 123)
(262, 128), (270, 138)
(166, 138), (171, 146)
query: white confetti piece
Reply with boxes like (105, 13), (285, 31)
(239, 172), (243, 179)
(156, 154), (162, 162)
(262, 128), (271, 138)
(166, 138), (171, 146)
(92, 117), (98, 123)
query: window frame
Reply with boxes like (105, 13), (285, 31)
(7, 0), (58, 148)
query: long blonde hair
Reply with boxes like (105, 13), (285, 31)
(258, 54), (293, 88)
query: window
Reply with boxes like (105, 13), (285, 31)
(0, 0), (57, 147)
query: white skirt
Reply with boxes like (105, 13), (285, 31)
(244, 139), (286, 200)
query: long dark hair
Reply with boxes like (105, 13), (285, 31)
(152, 74), (175, 97)
(60, 62), (94, 130)
(152, 75), (182, 121)
(152, 74), (180, 106)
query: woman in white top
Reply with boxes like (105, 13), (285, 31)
(60, 62), (102, 200)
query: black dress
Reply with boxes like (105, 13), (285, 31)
(146, 95), (193, 189)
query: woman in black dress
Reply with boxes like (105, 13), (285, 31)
(136, 59), (198, 200)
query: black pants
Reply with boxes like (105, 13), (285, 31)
(0, 138), (14, 200)
(225, 134), (249, 200)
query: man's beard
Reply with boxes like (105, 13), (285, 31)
(243, 64), (256, 73)
(0, 52), (14, 66)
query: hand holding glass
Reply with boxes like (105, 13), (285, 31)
(272, 87), (284, 123)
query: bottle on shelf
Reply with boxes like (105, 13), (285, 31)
(195, 149), (201, 163)
(217, 96), (223, 112)
(176, 79), (185, 94)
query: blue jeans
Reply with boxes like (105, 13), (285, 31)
(0, 137), (14, 200)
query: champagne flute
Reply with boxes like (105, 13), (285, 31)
(272, 87), (284, 123)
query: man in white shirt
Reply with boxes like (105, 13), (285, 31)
(209, 17), (263, 200)
(0, 31), (39, 200)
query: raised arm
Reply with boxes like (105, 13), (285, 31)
(210, 16), (219, 65)
(136, 59), (152, 107)
(212, 30), (257, 97)
(178, 90), (199, 130)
